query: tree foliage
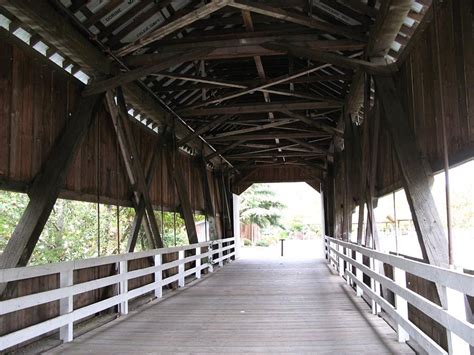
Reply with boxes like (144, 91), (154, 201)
(239, 184), (285, 228)
(0, 191), (200, 265)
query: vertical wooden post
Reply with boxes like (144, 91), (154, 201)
(178, 250), (185, 287)
(375, 76), (449, 306)
(393, 266), (409, 342)
(165, 137), (199, 245)
(59, 269), (74, 343)
(195, 247), (202, 279)
(119, 260), (128, 315)
(199, 156), (218, 240)
(154, 254), (162, 298)
(105, 91), (163, 250)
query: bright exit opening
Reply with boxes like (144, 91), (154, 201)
(238, 182), (323, 259)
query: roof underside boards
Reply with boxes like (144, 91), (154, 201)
(1, 0), (430, 173)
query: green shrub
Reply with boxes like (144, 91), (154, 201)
(243, 238), (252, 246)
(256, 239), (270, 247)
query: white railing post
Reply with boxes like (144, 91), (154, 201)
(370, 257), (381, 315)
(446, 266), (470, 355)
(154, 254), (162, 298)
(178, 250), (185, 287)
(345, 246), (351, 285)
(393, 266), (409, 343)
(324, 236), (328, 261)
(355, 251), (363, 296)
(119, 260), (128, 315)
(208, 242), (214, 273)
(59, 269), (73, 343)
(337, 243), (344, 277)
(218, 240), (223, 267)
(195, 247), (201, 279)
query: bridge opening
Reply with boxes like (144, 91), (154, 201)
(238, 182), (324, 260)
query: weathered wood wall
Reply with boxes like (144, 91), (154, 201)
(375, 0), (474, 196)
(0, 34), (223, 217)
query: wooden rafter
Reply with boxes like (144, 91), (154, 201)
(178, 115), (232, 146)
(262, 42), (397, 75)
(83, 48), (213, 96)
(183, 64), (334, 108)
(228, 0), (367, 41)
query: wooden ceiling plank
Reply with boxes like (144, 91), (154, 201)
(116, 0), (231, 56)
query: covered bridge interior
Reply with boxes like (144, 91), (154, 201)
(0, 0), (473, 354)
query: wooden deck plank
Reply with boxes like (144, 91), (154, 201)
(47, 249), (413, 354)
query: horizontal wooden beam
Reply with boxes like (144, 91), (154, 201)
(179, 101), (342, 116)
(228, 152), (327, 159)
(228, 0), (367, 41)
(208, 131), (332, 141)
(152, 32), (365, 53)
(124, 38), (365, 63)
(152, 74), (352, 93)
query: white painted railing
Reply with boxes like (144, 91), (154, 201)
(0, 238), (236, 351)
(324, 236), (473, 355)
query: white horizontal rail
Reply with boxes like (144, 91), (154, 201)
(346, 270), (447, 355)
(330, 245), (474, 345)
(0, 241), (211, 283)
(326, 237), (474, 296)
(0, 238), (235, 351)
(325, 236), (473, 354)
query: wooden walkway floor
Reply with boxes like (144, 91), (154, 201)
(47, 243), (413, 354)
